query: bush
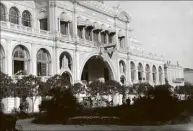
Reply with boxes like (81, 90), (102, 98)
(0, 112), (17, 131)
(67, 116), (120, 125)
(34, 87), (79, 124)
(120, 85), (188, 125)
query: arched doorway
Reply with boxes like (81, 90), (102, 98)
(81, 55), (114, 83)
(12, 45), (30, 75)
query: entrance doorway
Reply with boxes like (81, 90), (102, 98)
(81, 56), (113, 83)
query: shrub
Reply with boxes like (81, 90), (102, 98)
(67, 116), (120, 125)
(0, 112), (17, 131)
(35, 87), (79, 124)
(120, 84), (188, 125)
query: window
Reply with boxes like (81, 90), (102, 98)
(119, 37), (125, 48)
(13, 45), (29, 75)
(37, 49), (51, 76)
(22, 10), (31, 27)
(93, 30), (99, 42)
(138, 63), (143, 82)
(152, 65), (157, 84)
(101, 32), (106, 44)
(0, 3), (6, 21)
(77, 26), (83, 38)
(9, 7), (19, 24)
(0, 45), (5, 72)
(130, 62), (135, 82)
(60, 21), (68, 35)
(108, 34), (114, 44)
(85, 27), (92, 41)
(69, 22), (73, 36)
(40, 18), (48, 30)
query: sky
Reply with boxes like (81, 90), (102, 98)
(105, 1), (193, 69)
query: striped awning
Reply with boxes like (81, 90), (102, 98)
(86, 19), (94, 27)
(108, 27), (116, 35)
(118, 30), (125, 38)
(38, 11), (48, 19)
(77, 16), (86, 27)
(93, 22), (102, 31)
(60, 13), (72, 22)
(101, 24), (108, 32)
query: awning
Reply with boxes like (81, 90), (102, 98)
(38, 11), (48, 19)
(101, 24), (108, 32)
(77, 16), (86, 27)
(60, 13), (72, 22)
(108, 27), (116, 35)
(93, 22), (102, 31)
(86, 19), (94, 27)
(118, 30), (125, 38)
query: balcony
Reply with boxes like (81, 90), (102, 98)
(0, 21), (52, 39)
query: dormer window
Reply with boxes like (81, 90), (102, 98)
(85, 27), (92, 41)
(101, 32), (106, 44)
(59, 12), (72, 36)
(38, 11), (48, 31)
(40, 18), (48, 30)
(108, 28), (116, 44)
(60, 21), (68, 35)
(118, 30), (125, 48)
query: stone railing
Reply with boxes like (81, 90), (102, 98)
(1, 21), (52, 39)
(129, 49), (164, 61)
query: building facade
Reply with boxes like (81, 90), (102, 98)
(164, 61), (184, 87)
(0, 1), (183, 113)
(184, 68), (193, 85)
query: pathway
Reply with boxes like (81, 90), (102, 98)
(16, 118), (193, 131)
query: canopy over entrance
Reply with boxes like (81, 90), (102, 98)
(81, 55), (114, 83)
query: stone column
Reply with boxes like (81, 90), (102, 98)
(73, 1), (78, 40)
(127, 60), (132, 85)
(19, 15), (22, 25)
(156, 68), (159, 85)
(149, 66), (153, 86)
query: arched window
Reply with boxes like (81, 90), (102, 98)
(0, 44), (5, 72)
(119, 60), (126, 74)
(13, 45), (30, 75)
(9, 7), (19, 24)
(59, 52), (72, 70)
(22, 10), (31, 27)
(138, 63), (143, 82)
(0, 3), (6, 21)
(130, 61), (135, 82)
(152, 65), (157, 84)
(145, 64), (150, 82)
(37, 48), (51, 76)
(159, 66), (163, 84)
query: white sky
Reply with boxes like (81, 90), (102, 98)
(105, 1), (193, 69)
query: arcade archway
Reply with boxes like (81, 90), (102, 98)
(81, 55), (114, 83)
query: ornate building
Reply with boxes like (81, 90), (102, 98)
(0, 1), (184, 112)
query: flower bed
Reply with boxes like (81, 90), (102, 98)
(66, 116), (121, 125)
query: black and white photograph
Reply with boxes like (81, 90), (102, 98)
(0, 0), (193, 131)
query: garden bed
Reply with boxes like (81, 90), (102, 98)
(66, 116), (121, 125)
